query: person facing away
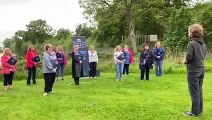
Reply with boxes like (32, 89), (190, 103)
(114, 45), (125, 81)
(153, 41), (165, 77)
(123, 45), (130, 75)
(1, 48), (16, 91)
(183, 24), (206, 117)
(25, 45), (38, 85)
(55, 45), (67, 81)
(139, 44), (154, 80)
(42, 44), (58, 96)
(71, 45), (83, 85)
(88, 45), (98, 78)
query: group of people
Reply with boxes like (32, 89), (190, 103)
(0, 23), (207, 117)
(113, 42), (165, 81)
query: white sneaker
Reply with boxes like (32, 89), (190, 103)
(43, 93), (48, 96)
(116, 79), (119, 81)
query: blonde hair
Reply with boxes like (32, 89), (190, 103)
(28, 45), (35, 51)
(189, 24), (203, 38)
(44, 44), (53, 51)
(156, 41), (161, 48)
(89, 45), (95, 50)
(115, 45), (122, 52)
(3, 48), (12, 56)
(56, 45), (63, 52)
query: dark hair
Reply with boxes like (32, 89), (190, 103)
(45, 45), (49, 51)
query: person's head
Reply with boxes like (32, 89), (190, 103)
(188, 24), (203, 39)
(44, 44), (53, 52)
(28, 45), (35, 51)
(89, 45), (95, 51)
(3, 48), (12, 56)
(143, 44), (150, 50)
(56, 45), (63, 52)
(156, 42), (161, 48)
(115, 45), (122, 52)
(124, 45), (128, 50)
(73, 45), (79, 52)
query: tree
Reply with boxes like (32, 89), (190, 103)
(75, 23), (93, 38)
(55, 28), (71, 40)
(3, 38), (14, 48)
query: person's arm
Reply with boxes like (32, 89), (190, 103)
(71, 52), (81, 63)
(26, 52), (34, 65)
(95, 51), (98, 63)
(64, 52), (67, 65)
(44, 52), (54, 70)
(185, 42), (194, 64)
(160, 48), (165, 59)
(113, 52), (119, 63)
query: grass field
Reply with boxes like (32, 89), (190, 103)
(0, 73), (211, 120)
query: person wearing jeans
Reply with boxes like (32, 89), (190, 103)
(1, 48), (16, 91)
(183, 24), (206, 116)
(88, 45), (98, 78)
(153, 42), (165, 77)
(42, 44), (58, 96)
(25, 45), (38, 85)
(123, 45), (130, 75)
(56, 45), (67, 81)
(114, 45), (125, 81)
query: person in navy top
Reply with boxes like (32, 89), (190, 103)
(153, 42), (165, 77)
(139, 44), (154, 80)
(123, 45), (130, 75)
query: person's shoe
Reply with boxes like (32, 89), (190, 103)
(116, 79), (119, 81)
(120, 79), (123, 81)
(183, 112), (196, 116)
(62, 78), (64, 81)
(43, 93), (48, 96)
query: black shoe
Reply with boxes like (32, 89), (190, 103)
(183, 112), (196, 116)
(62, 78), (64, 81)
(27, 83), (31, 86)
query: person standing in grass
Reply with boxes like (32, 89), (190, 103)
(114, 45), (125, 81)
(1, 48), (16, 91)
(42, 44), (58, 96)
(123, 45), (130, 75)
(71, 45), (82, 85)
(153, 41), (165, 77)
(139, 44), (154, 80)
(56, 45), (67, 81)
(88, 45), (98, 78)
(183, 24), (206, 116)
(25, 45), (39, 85)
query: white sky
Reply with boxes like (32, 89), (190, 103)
(0, 0), (86, 42)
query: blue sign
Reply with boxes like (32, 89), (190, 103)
(72, 36), (89, 77)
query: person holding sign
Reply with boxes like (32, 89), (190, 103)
(55, 45), (67, 81)
(25, 45), (40, 85)
(42, 44), (58, 96)
(88, 45), (98, 78)
(1, 48), (17, 91)
(71, 45), (82, 85)
(114, 45), (125, 81)
(139, 44), (154, 80)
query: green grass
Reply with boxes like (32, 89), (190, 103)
(0, 73), (211, 120)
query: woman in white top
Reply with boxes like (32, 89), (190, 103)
(88, 45), (98, 78)
(114, 45), (125, 81)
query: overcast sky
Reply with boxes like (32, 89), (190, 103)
(0, 0), (86, 42)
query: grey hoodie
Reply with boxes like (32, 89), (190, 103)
(186, 38), (206, 73)
(42, 51), (57, 73)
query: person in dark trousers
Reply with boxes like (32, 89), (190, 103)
(25, 45), (38, 85)
(1, 48), (16, 91)
(88, 45), (98, 78)
(183, 24), (206, 116)
(139, 44), (154, 80)
(123, 45), (130, 75)
(153, 41), (165, 77)
(71, 45), (82, 85)
(42, 44), (58, 96)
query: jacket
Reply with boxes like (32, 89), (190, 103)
(25, 50), (38, 68)
(139, 50), (154, 70)
(1, 55), (16, 74)
(42, 51), (57, 73)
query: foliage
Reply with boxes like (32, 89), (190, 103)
(55, 28), (72, 40)
(163, 7), (193, 53)
(75, 23), (93, 38)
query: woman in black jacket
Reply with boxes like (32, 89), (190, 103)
(139, 44), (154, 80)
(71, 45), (83, 85)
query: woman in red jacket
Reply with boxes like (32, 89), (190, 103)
(1, 48), (16, 91)
(25, 45), (38, 85)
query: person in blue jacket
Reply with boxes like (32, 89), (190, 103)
(153, 42), (165, 77)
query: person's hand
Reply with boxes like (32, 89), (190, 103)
(34, 62), (37, 65)
(10, 65), (14, 68)
(58, 58), (62, 60)
(184, 60), (188, 64)
(157, 56), (160, 59)
(79, 61), (82, 64)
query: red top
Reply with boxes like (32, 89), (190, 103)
(25, 50), (38, 68)
(128, 48), (134, 64)
(1, 55), (17, 74)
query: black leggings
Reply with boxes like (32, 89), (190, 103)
(74, 77), (80, 85)
(123, 64), (130, 75)
(89, 62), (97, 77)
(43, 73), (56, 93)
(141, 65), (150, 80)
(3, 71), (14, 86)
(27, 65), (36, 85)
